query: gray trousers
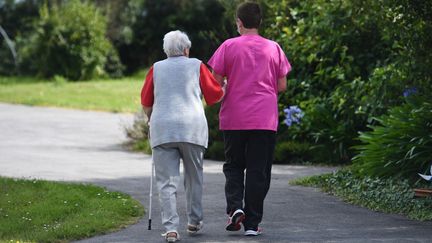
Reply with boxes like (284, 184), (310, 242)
(152, 142), (205, 232)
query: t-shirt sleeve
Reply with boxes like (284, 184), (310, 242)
(140, 66), (154, 107)
(207, 43), (226, 76)
(199, 63), (224, 106)
(277, 44), (292, 78)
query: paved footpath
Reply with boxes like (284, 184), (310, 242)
(1, 103), (432, 243)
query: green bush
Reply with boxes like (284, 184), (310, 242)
(274, 141), (310, 164)
(206, 141), (225, 161)
(20, 0), (122, 80)
(204, 103), (225, 160)
(0, 0), (41, 75)
(0, 41), (17, 75)
(352, 95), (432, 180)
(261, 0), (393, 163)
(376, 0), (432, 91)
(293, 170), (432, 220)
(260, 0), (432, 164)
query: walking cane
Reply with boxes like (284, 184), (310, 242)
(148, 132), (154, 230)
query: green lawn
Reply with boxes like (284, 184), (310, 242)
(0, 75), (146, 113)
(0, 75), (147, 242)
(0, 177), (144, 242)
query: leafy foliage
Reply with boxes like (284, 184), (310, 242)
(274, 141), (310, 164)
(261, 0), (432, 164)
(293, 170), (432, 220)
(376, 0), (432, 89)
(0, 0), (41, 38)
(262, 0), (390, 163)
(204, 103), (225, 160)
(20, 0), (122, 80)
(0, 0), (42, 75)
(116, 0), (233, 73)
(352, 96), (432, 180)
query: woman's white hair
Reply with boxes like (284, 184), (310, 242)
(163, 30), (192, 57)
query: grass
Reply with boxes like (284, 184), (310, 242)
(0, 176), (144, 243)
(0, 75), (146, 113)
(0, 74), (148, 242)
(291, 169), (432, 220)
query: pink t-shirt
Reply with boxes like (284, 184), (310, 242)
(208, 34), (291, 131)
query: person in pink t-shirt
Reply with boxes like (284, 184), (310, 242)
(207, 1), (291, 236)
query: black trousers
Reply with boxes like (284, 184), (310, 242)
(222, 130), (276, 229)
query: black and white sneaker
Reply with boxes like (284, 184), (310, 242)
(225, 209), (245, 231)
(244, 227), (262, 236)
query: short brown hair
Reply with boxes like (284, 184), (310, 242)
(236, 2), (262, 29)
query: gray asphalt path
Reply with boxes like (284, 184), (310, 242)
(1, 103), (432, 243)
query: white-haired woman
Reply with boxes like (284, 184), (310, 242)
(141, 30), (224, 242)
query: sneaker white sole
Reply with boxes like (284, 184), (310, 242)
(244, 229), (262, 236)
(226, 209), (245, 231)
(162, 231), (180, 242)
(187, 221), (204, 234)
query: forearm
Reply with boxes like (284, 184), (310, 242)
(212, 72), (225, 87)
(212, 72), (226, 101)
(142, 106), (153, 120)
(277, 76), (287, 92)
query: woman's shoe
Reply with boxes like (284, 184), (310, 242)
(162, 231), (180, 242)
(187, 221), (204, 235)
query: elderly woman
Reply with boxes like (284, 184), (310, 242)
(141, 30), (224, 242)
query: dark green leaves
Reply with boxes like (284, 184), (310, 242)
(353, 97), (432, 180)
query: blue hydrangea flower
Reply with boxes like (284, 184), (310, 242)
(403, 87), (418, 97)
(283, 105), (304, 127)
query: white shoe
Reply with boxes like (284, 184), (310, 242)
(187, 221), (204, 235)
(244, 227), (262, 236)
(161, 231), (180, 242)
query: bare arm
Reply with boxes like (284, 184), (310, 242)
(212, 71), (226, 96)
(277, 76), (287, 92)
(212, 71), (225, 86)
(142, 106), (152, 123)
